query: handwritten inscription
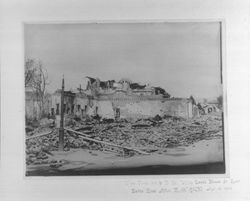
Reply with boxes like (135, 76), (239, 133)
(126, 178), (240, 194)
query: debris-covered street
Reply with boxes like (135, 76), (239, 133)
(25, 111), (224, 175)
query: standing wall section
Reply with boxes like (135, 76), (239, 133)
(96, 97), (192, 119)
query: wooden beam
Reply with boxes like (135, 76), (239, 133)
(64, 128), (149, 155)
(26, 130), (53, 140)
(65, 127), (91, 137)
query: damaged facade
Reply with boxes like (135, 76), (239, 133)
(48, 77), (197, 120)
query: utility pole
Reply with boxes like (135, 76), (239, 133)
(59, 76), (65, 151)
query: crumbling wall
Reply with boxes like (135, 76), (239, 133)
(85, 99), (98, 116)
(48, 89), (193, 119)
(110, 98), (192, 119)
(73, 96), (89, 117)
(111, 99), (161, 119)
(160, 99), (193, 118)
(51, 93), (76, 115)
(96, 100), (115, 119)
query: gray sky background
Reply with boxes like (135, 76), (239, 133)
(25, 22), (222, 99)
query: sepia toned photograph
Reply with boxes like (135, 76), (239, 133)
(24, 22), (225, 176)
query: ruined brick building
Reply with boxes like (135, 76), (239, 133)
(48, 77), (197, 120)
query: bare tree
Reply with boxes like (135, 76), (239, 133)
(25, 59), (36, 87)
(25, 59), (50, 118)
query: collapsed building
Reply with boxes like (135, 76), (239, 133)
(25, 77), (223, 169)
(48, 77), (197, 119)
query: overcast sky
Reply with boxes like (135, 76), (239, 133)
(25, 22), (222, 99)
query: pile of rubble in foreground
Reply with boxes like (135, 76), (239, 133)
(26, 113), (223, 165)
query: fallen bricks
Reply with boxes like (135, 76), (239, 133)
(64, 128), (150, 155)
(26, 113), (223, 165)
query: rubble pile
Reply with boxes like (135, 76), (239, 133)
(71, 114), (222, 150)
(26, 129), (58, 165)
(26, 113), (223, 165)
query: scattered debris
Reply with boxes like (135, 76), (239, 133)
(26, 112), (223, 166)
(65, 128), (149, 155)
(26, 129), (54, 140)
